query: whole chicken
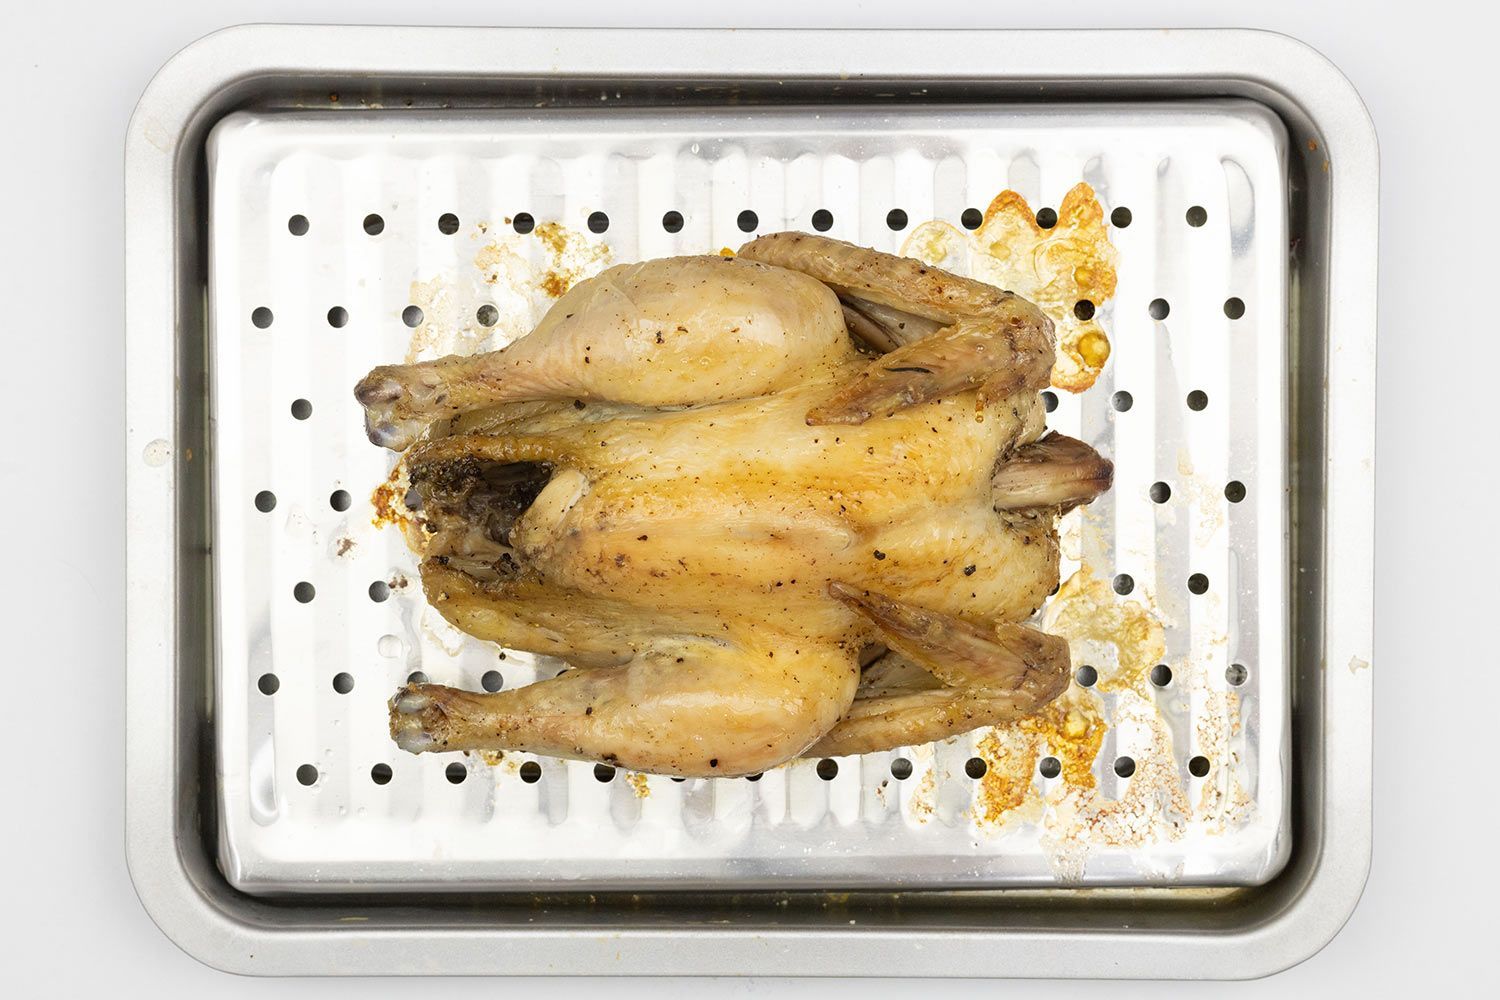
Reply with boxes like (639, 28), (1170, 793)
(356, 233), (1112, 777)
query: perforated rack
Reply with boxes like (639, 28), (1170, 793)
(208, 103), (1289, 893)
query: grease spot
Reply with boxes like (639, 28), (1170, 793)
(902, 182), (1118, 391)
(142, 438), (170, 466)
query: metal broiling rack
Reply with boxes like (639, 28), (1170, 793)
(125, 25), (1375, 978)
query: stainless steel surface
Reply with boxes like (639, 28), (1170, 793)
(125, 24), (1375, 977)
(208, 104), (1289, 894)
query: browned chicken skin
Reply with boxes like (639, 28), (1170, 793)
(357, 233), (1111, 777)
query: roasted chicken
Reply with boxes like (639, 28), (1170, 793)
(356, 233), (1112, 777)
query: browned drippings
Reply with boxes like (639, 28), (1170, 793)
(539, 272), (570, 298)
(371, 470), (401, 525)
(1044, 565), (1166, 693)
(534, 221), (613, 299)
(902, 182), (1119, 392)
(973, 692), (1107, 825)
(371, 463), (419, 540)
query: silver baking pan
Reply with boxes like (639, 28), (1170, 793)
(125, 24), (1376, 978)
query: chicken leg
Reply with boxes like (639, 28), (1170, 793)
(390, 633), (859, 776)
(356, 255), (857, 449)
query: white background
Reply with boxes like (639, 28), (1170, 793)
(2, 0), (1493, 992)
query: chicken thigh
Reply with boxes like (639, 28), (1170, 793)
(356, 233), (1111, 777)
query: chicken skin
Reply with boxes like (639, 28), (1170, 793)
(356, 233), (1111, 777)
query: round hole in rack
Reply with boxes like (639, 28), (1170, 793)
(886, 208), (908, 231)
(406, 670), (428, 685)
(445, 762), (467, 784)
(369, 580), (390, 603)
(1110, 206), (1133, 228)
(816, 758), (839, 780)
(327, 306), (349, 328)
(332, 672), (354, 694)
(481, 670), (504, 692)
(890, 757), (913, 780)
(254, 490), (277, 512)
(1149, 481), (1171, 504)
(1074, 664), (1098, 688)
(293, 581), (316, 603)
(1226, 663), (1249, 686)
(746, 773), (763, 782)
(290, 398), (312, 420)
(371, 763), (393, 785)
(257, 673), (279, 696)
(1188, 755), (1211, 778)
(1111, 390), (1133, 412)
(964, 757), (988, 779)
(961, 207), (983, 230)
(811, 209), (834, 232)
(1041, 390), (1058, 413)
(1187, 389), (1209, 411)
(437, 212), (460, 235)
(251, 307), (274, 329)
(402, 305), (425, 328)
(670, 776), (686, 783)
(1039, 756), (1062, 779)
(362, 213), (385, 236)
(512, 212), (535, 235)
(737, 209), (758, 233)
(1224, 297), (1246, 320)
(1113, 757), (1136, 778)
(1112, 573), (1134, 596)
(1225, 480), (1247, 503)
(329, 489), (352, 512)
(1149, 298), (1171, 321)
(288, 214), (309, 236)
(475, 304), (499, 328)
(1188, 573), (1210, 595)
(594, 763), (616, 782)
(661, 210), (684, 233)
(1186, 205), (1208, 227)
(296, 764), (319, 786)
(1150, 664), (1173, 687)
(519, 761), (542, 783)
(587, 211), (609, 234)
(1035, 207), (1058, 229)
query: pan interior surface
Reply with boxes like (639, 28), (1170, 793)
(207, 103), (1289, 894)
